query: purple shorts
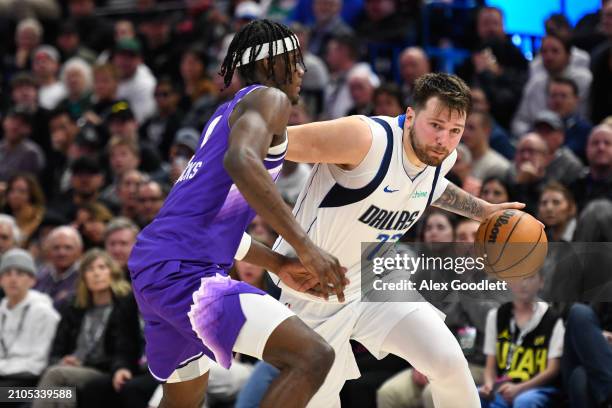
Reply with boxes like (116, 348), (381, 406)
(131, 260), (265, 382)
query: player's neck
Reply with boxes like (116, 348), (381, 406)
(513, 300), (535, 314)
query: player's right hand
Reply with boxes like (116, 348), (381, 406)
(299, 245), (348, 302)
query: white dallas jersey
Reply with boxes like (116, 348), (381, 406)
(273, 115), (457, 302)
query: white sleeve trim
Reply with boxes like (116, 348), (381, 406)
(234, 233), (252, 261)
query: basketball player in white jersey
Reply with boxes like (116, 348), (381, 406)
(239, 73), (525, 407)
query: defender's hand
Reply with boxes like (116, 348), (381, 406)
(298, 245), (348, 302)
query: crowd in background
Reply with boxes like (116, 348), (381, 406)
(0, 0), (612, 407)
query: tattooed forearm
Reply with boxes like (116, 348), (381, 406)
(432, 182), (487, 221)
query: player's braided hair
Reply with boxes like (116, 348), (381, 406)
(220, 19), (304, 88)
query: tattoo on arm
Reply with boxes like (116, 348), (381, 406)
(432, 182), (486, 221)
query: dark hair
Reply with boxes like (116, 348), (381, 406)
(480, 175), (515, 201)
(329, 33), (360, 60)
(220, 19), (304, 88)
(49, 107), (74, 121)
(373, 83), (404, 108)
(418, 208), (458, 242)
(545, 13), (572, 37)
(477, 6), (503, 20)
(542, 33), (572, 55)
(412, 73), (471, 116)
(548, 76), (579, 96)
(540, 181), (576, 210)
(468, 109), (493, 130)
(7, 173), (46, 208)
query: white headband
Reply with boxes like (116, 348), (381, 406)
(235, 35), (300, 67)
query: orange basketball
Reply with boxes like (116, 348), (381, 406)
(475, 209), (548, 280)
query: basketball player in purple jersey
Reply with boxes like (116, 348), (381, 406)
(128, 20), (347, 408)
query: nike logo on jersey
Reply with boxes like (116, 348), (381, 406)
(358, 205), (420, 231)
(384, 186), (399, 193)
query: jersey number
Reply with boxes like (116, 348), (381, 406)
(367, 233), (403, 261)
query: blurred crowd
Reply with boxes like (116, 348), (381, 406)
(0, 0), (612, 407)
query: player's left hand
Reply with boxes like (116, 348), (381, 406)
(113, 368), (132, 391)
(498, 382), (523, 403)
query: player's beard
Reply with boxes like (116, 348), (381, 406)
(409, 126), (449, 166)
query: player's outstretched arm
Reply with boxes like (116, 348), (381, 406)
(286, 116), (372, 168)
(224, 88), (347, 301)
(432, 182), (525, 222)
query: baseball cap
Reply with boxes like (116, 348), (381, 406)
(533, 110), (563, 131)
(115, 38), (142, 55)
(174, 128), (200, 153)
(108, 101), (135, 121)
(71, 156), (102, 175)
(0, 248), (36, 277)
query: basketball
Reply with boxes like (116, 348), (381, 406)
(475, 209), (548, 280)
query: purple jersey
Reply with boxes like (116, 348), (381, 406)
(129, 84), (286, 277)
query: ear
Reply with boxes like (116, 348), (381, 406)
(404, 107), (415, 128)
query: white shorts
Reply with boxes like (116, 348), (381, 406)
(279, 290), (445, 408)
(165, 293), (294, 383)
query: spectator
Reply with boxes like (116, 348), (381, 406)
(538, 182), (577, 243)
(48, 156), (106, 221)
(322, 34), (361, 119)
(399, 47), (431, 107)
(34, 225), (83, 308)
(346, 64), (379, 116)
(505, 133), (550, 215)
(569, 124), (612, 211)
(457, 6), (527, 130)
(139, 77), (183, 160)
(354, 0), (412, 45)
(113, 38), (157, 124)
(0, 109), (45, 182)
(136, 180), (166, 228)
(277, 103), (314, 207)
(58, 57), (93, 120)
(139, 10), (177, 79)
(115, 169), (145, 221)
(32, 45), (66, 110)
(55, 20), (96, 65)
(532, 110), (586, 185)
(104, 217), (139, 274)
(33, 249), (140, 408)
(529, 14), (590, 78)
(512, 34), (593, 137)
(449, 143), (482, 197)
(290, 23), (330, 117)
(547, 76), (593, 161)
(100, 136), (141, 208)
(42, 108), (81, 201)
(9, 72), (52, 153)
(73, 202), (113, 250)
(85, 64), (119, 128)
(66, 0), (114, 53)
(479, 176), (513, 205)
(246, 215), (278, 248)
(479, 271), (564, 407)
(462, 110), (510, 180)
(105, 102), (163, 177)
(2, 173), (46, 246)
(308, 0), (353, 57)
(0, 249), (60, 388)
(9, 18), (43, 72)
(373, 83), (404, 117)
(470, 87), (515, 160)
(168, 128), (198, 185)
(178, 46), (218, 130)
(573, 0), (611, 52)
(562, 303), (612, 408)
(589, 0), (612, 124)
(0, 215), (22, 254)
